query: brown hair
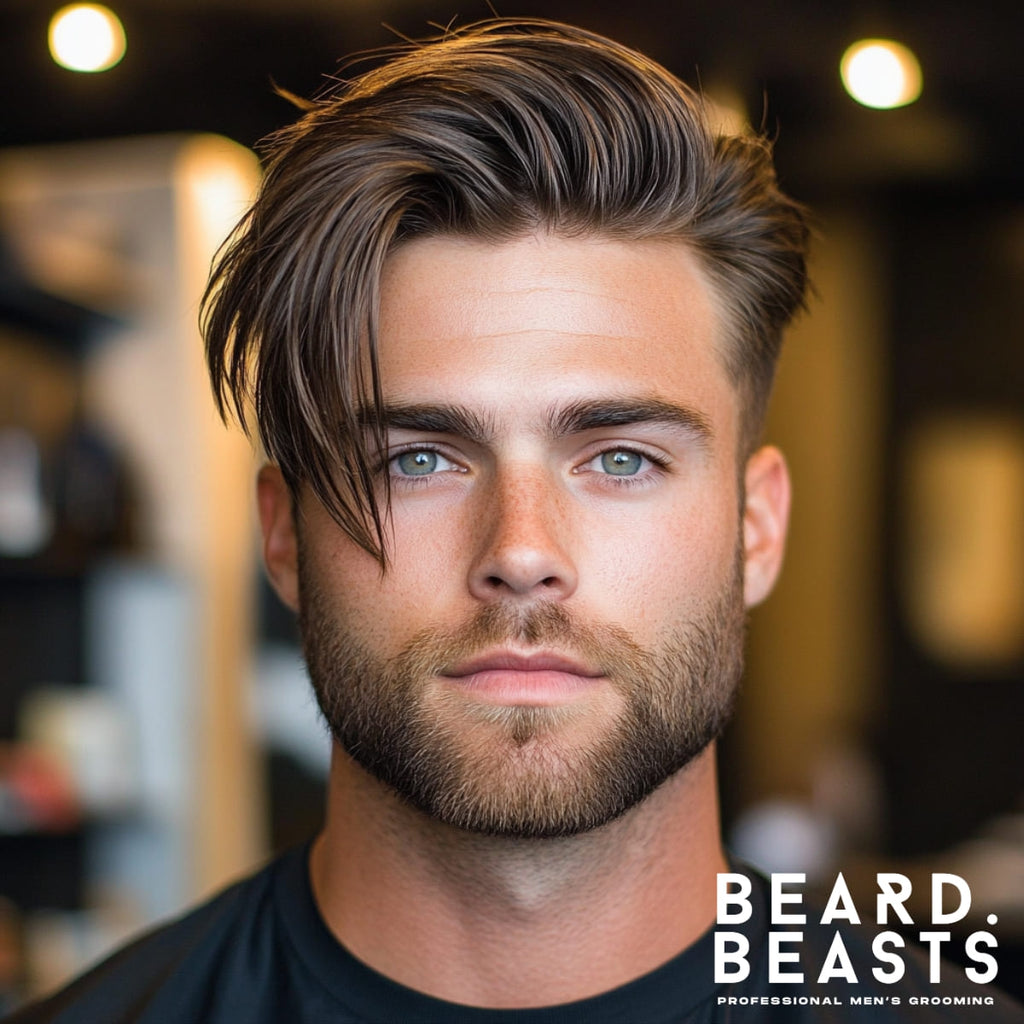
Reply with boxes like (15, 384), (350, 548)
(203, 18), (810, 561)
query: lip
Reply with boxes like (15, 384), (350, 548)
(442, 650), (604, 679)
(441, 649), (605, 706)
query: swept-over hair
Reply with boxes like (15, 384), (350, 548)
(203, 18), (810, 561)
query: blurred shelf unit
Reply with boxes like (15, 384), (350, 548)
(0, 134), (265, 999)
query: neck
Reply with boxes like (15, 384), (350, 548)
(310, 744), (727, 1008)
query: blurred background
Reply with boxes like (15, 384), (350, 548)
(0, 0), (1021, 1009)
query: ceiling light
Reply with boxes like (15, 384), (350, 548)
(49, 4), (126, 73)
(840, 38), (922, 110)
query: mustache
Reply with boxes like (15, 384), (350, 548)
(395, 602), (645, 679)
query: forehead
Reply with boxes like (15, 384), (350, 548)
(376, 233), (738, 439)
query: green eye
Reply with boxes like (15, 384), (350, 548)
(600, 450), (644, 476)
(395, 450), (439, 476)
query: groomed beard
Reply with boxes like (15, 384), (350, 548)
(299, 554), (746, 840)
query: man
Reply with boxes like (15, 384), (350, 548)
(10, 18), (1024, 1023)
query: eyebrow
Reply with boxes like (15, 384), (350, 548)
(361, 403), (496, 444)
(363, 397), (714, 447)
(546, 398), (714, 446)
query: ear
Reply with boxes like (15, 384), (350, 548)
(256, 464), (299, 611)
(742, 445), (791, 608)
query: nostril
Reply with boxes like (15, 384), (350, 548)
(483, 574), (560, 591)
(470, 543), (577, 600)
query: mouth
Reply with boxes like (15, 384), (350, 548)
(441, 649), (606, 706)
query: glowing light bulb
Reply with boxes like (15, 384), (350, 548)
(840, 38), (922, 110)
(49, 4), (126, 73)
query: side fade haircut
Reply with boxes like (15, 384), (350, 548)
(202, 17), (810, 562)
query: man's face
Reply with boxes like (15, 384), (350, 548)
(261, 233), (789, 838)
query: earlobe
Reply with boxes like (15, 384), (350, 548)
(256, 464), (300, 611)
(742, 446), (791, 608)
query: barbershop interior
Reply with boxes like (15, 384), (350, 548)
(0, 0), (1021, 1009)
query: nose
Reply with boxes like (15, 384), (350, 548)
(467, 467), (578, 602)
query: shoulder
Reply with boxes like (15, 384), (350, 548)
(5, 849), (293, 1024)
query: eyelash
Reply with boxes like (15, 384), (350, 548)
(577, 446), (670, 488)
(386, 445), (464, 484)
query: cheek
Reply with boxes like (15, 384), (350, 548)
(386, 501), (472, 596)
(310, 515), (467, 646)
(581, 491), (739, 622)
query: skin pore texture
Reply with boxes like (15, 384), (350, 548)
(257, 233), (791, 1008)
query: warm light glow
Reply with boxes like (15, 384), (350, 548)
(48, 4), (126, 73)
(840, 38), (922, 109)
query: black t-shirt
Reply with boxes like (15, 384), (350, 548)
(6, 844), (1023, 1023)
